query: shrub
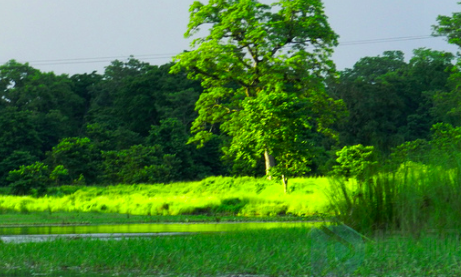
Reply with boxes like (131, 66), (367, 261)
(331, 144), (377, 181)
(7, 162), (50, 195)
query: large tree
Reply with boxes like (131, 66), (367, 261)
(432, 7), (461, 126)
(172, 0), (344, 186)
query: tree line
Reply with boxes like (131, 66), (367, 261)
(1, 0), (460, 195)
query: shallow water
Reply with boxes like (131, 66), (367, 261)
(0, 221), (321, 276)
(0, 221), (320, 243)
(0, 221), (316, 235)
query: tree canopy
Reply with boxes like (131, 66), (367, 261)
(172, 0), (345, 181)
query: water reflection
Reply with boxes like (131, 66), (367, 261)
(0, 221), (318, 236)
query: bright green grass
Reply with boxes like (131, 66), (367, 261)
(1, 228), (461, 276)
(0, 176), (331, 217)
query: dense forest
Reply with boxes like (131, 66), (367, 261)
(1, 2), (461, 196)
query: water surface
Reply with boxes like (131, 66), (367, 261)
(0, 221), (322, 243)
(0, 221), (316, 236)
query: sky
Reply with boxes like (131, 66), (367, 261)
(1, 0), (460, 75)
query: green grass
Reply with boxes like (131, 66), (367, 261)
(326, 158), (461, 235)
(0, 176), (331, 218)
(2, 228), (461, 276)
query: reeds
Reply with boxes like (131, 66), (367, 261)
(326, 153), (461, 236)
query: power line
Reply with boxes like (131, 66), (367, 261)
(28, 54), (177, 66)
(339, 35), (435, 46)
(19, 35), (441, 67)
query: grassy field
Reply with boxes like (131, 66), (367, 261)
(2, 173), (461, 276)
(2, 227), (461, 276)
(0, 176), (331, 217)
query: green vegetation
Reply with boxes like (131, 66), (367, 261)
(0, 1), (460, 193)
(2, 1), (461, 275)
(172, 0), (345, 183)
(0, 176), (330, 217)
(2, 228), (461, 276)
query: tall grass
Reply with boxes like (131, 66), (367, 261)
(327, 154), (461, 235)
(0, 176), (331, 217)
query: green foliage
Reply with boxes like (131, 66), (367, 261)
(390, 123), (461, 167)
(102, 144), (181, 184)
(0, 107), (43, 158)
(47, 137), (102, 184)
(7, 162), (49, 195)
(390, 139), (430, 164)
(432, 8), (461, 126)
(0, 61), (86, 144)
(147, 118), (198, 179)
(0, 108), (44, 186)
(331, 145), (377, 181)
(329, 49), (453, 153)
(0, 151), (38, 186)
(433, 4), (461, 48)
(172, 0), (344, 178)
(49, 165), (70, 186)
(329, 121), (461, 235)
(85, 123), (144, 151)
(430, 122), (461, 152)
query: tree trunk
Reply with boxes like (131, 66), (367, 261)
(282, 175), (288, 194)
(264, 150), (275, 180)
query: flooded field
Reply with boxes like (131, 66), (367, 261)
(0, 221), (320, 243)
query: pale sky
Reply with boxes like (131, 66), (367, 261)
(1, 0), (459, 75)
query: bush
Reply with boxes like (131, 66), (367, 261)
(7, 162), (50, 195)
(331, 144), (377, 181)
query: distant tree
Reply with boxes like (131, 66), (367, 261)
(172, 0), (345, 185)
(0, 60), (86, 151)
(70, 71), (103, 129)
(47, 137), (102, 184)
(85, 123), (144, 151)
(0, 108), (43, 186)
(433, 5), (461, 48)
(328, 50), (453, 154)
(101, 145), (181, 184)
(0, 151), (38, 186)
(49, 165), (70, 186)
(7, 162), (49, 195)
(432, 6), (461, 126)
(331, 144), (377, 182)
(86, 58), (161, 136)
